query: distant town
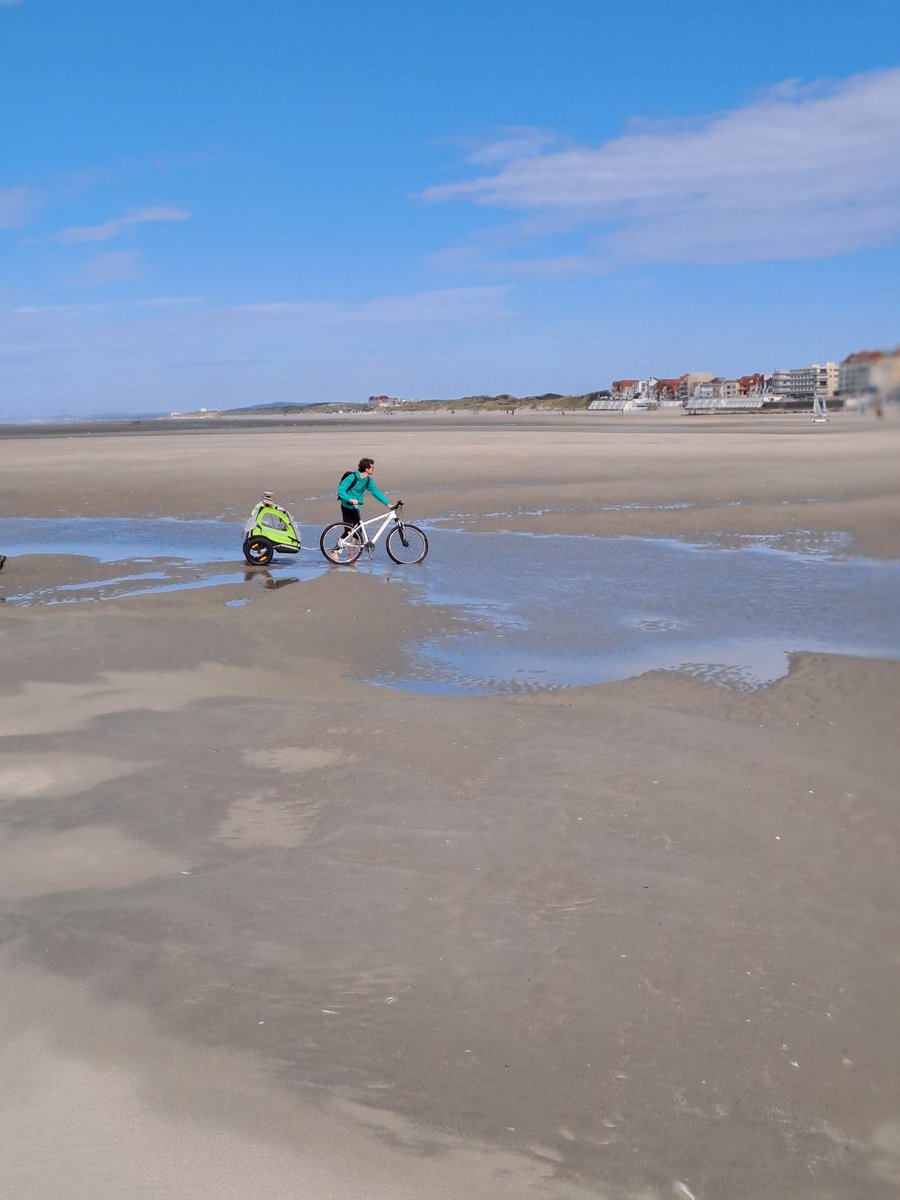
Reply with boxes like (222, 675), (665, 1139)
(367, 346), (900, 414)
(158, 345), (900, 423)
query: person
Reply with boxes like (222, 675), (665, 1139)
(0, 555), (5, 570)
(337, 458), (392, 540)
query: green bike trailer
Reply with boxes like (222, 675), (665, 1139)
(242, 492), (302, 565)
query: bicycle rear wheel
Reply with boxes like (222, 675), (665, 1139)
(320, 522), (363, 564)
(386, 524), (428, 564)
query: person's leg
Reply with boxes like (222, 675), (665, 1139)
(340, 506), (361, 542)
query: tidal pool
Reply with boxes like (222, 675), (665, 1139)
(1, 518), (897, 692)
(0, 516), (329, 602)
(378, 528), (900, 693)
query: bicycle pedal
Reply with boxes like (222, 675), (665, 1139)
(364, 542), (374, 550)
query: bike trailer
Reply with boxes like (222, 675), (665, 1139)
(242, 492), (302, 565)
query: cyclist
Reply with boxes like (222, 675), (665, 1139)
(337, 458), (392, 538)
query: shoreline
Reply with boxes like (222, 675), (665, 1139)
(0, 403), (893, 439)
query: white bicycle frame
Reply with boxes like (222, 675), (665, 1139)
(337, 505), (400, 554)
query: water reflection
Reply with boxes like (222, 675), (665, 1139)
(247, 570), (301, 591)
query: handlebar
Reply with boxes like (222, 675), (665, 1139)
(392, 500), (404, 511)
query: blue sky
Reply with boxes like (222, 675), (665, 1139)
(1, 0), (898, 416)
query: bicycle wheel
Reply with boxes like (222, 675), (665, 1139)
(386, 524), (428, 564)
(243, 536), (274, 566)
(320, 522), (363, 564)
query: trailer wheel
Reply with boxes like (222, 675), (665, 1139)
(243, 536), (274, 566)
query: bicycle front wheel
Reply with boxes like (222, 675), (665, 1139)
(320, 522), (363, 564)
(386, 524), (428, 564)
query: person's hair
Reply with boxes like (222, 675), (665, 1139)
(358, 457), (374, 472)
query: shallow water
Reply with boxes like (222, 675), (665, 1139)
(0, 516), (329, 602)
(1, 518), (898, 692)
(387, 528), (900, 693)
(0, 515), (267, 568)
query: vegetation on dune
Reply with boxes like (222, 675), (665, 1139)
(224, 402), (368, 414)
(383, 391), (610, 412)
(222, 391), (611, 416)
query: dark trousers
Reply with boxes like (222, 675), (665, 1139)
(340, 505), (361, 532)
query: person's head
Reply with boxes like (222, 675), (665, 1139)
(358, 457), (375, 475)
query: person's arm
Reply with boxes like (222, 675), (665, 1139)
(368, 479), (391, 507)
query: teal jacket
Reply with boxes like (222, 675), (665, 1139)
(337, 471), (390, 509)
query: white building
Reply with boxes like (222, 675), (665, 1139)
(693, 378), (722, 400)
(770, 362), (838, 399)
(694, 378), (747, 399)
(870, 353), (900, 401)
(610, 379), (638, 400)
(677, 373), (715, 403)
(839, 351), (887, 396)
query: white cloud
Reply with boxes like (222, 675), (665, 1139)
(9, 286), (509, 328)
(14, 296), (204, 315)
(0, 1), (26, 7)
(421, 68), (900, 266)
(234, 287), (511, 326)
(0, 186), (35, 228)
(425, 245), (603, 277)
(48, 207), (191, 245)
(67, 251), (143, 285)
(462, 127), (567, 167)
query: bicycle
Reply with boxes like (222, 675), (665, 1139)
(319, 501), (428, 565)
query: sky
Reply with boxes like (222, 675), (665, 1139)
(1, 0), (899, 417)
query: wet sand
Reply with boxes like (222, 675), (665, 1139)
(1, 411), (899, 1199)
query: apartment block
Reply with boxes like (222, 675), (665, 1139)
(677, 373), (715, 403)
(770, 362), (838, 399)
(839, 350), (886, 395)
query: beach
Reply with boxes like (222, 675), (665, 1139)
(1, 410), (898, 1199)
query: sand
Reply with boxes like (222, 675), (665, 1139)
(1, 410), (898, 1199)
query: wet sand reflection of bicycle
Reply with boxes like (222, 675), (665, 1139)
(243, 569), (301, 591)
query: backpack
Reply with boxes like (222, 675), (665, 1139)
(339, 469), (368, 491)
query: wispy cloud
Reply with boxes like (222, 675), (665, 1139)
(5, 287), (510, 367)
(425, 245), (604, 277)
(67, 250), (143, 285)
(14, 296), (204, 315)
(235, 286), (512, 326)
(459, 126), (567, 167)
(47, 206), (191, 245)
(0, 186), (35, 227)
(421, 68), (900, 266)
(0, 1), (26, 7)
